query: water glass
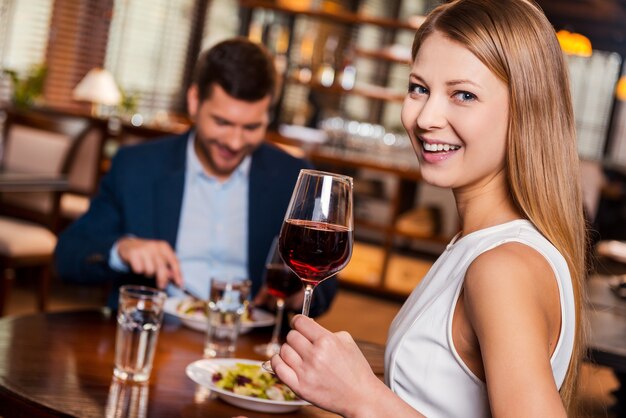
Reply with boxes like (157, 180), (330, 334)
(204, 278), (251, 358)
(114, 285), (166, 383)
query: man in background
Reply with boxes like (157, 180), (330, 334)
(54, 37), (336, 317)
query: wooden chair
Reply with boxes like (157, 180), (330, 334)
(59, 117), (108, 224)
(0, 108), (93, 315)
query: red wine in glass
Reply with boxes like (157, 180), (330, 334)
(264, 169), (353, 374)
(278, 169), (353, 318)
(265, 264), (302, 299)
(254, 238), (301, 358)
(279, 219), (352, 286)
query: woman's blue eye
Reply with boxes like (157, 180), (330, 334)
(408, 82), (428, 95)
(454, 91), (477, 102)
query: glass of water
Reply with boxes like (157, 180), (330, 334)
(204, 277), (251, 358)
(114, 285), (166, 382)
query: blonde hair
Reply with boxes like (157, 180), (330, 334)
(412, 0), (587, 413)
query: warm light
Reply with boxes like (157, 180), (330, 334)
(617, 76), (626, 101)
(249, 23), (263, 44)
(275, 26), (290, 55)
(277, 0), (313, 11)
(73, 68), (121, 115)
(557, 30), (592, 57)
(300, 32), (315, 65)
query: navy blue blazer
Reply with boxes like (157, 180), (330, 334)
(54, 132), (336, 316)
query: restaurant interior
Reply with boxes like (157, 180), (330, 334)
(0, 0), (625, 417)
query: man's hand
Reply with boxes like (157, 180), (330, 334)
(116, 237), (182, 289)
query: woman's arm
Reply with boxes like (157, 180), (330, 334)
(463, 242), (567, 417)
(271, 315), (425, 418)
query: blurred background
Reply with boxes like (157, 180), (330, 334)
(1, 0), (625, 299)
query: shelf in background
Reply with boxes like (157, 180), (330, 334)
(240, 0), (422, 31)
(267, 131), (421, 180)
(393, 228), (450, 245)
(289, 77), (406, 103)
(355, 48), (411, 65)
(353, 218), (450, 247)
(340, 241), (432, 299)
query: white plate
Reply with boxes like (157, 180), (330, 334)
(164, 297), (275, 333)
(186, 358), (309, 413)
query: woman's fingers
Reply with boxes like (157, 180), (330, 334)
(271, 353), (300, 391)
(290, 314), (330, 342)
(336, 330), (358, 347)
(273, 323), (379, 414)
(289, 316), (345, 365)
(279, 336), (305, 370)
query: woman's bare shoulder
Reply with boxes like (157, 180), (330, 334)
(463, 241), (559, 335)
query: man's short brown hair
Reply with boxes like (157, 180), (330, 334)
(192, 37), (277, 103)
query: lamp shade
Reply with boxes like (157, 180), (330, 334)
(73, 68), (121, 106)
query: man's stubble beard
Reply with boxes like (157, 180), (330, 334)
(195, 135), (254, 178)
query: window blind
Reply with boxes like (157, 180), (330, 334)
(0, 0), (52, 74)
(105, 0), (196, 120)
(44, 0), (113, 113)
(201, 0), (239, 51)
(0, 0), (53, 107)
(0, 0), (216, 120)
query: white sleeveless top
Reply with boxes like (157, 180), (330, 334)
(385, 220), (575, 417)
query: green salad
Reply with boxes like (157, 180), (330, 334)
(212, 362), (298, 401)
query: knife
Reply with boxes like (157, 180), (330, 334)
(173, 283), (204, 301)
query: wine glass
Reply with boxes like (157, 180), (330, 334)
(263, 169), (353, 373)
(254, 237), (302, 358)
(279, 169), (354, 316)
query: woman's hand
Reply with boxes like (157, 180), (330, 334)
(270, 315), (382, 416)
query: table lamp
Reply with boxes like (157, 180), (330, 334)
(73, 68), (121, 117)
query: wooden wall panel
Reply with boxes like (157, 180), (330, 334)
(43, 0), (114, 114)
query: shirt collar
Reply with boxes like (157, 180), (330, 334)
(186, 131), (252, 183)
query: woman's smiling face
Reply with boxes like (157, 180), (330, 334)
(401, 31), (510, 192)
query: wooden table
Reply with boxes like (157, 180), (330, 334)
(0, 171), (68, 192)
(0, 309), (385, 418)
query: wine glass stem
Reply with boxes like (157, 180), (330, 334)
(301, 284), (314, 317)
(269, 298), (285, 347)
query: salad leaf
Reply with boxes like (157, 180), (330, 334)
(212, 362), (297, 401)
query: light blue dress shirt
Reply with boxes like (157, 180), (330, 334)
(109, 133), (250, 299)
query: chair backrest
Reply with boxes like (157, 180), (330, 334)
(65, 119), (107, 196)
(0, 108), (94, 229)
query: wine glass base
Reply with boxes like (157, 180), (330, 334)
(253, 342), (281, 358)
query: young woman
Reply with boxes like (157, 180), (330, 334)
(270, 0), (587, 416)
